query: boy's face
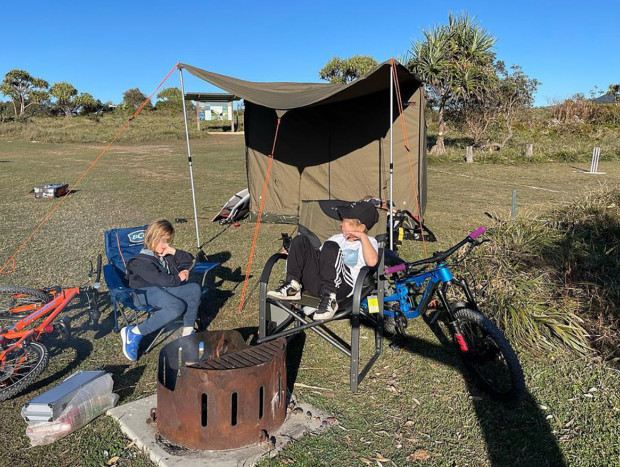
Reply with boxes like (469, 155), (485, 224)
(154, 235), (172, 256)
(341, 219), (365, 240)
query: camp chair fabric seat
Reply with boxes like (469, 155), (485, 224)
(258, 200), (386, 392)
(103, 226), (218, 352)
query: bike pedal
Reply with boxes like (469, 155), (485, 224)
(389, 341), (406, 353)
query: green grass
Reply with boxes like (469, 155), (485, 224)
(0, 135), (619, 465)
(0, 111), (208, 144)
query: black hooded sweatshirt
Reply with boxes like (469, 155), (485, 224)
(126, 249), (194, 289)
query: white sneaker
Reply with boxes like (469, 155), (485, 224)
(302, 306), (317, 316)
(314, 293), (338, 320)
(267, 279), (302, 300)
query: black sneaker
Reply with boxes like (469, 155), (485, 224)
(314, 292), (338, 319)
(267, 280), (301, 300)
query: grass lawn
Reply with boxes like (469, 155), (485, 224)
(0, 136), (619, 466)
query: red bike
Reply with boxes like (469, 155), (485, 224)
(0, 256), (101, 401)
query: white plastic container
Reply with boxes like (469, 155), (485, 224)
(26, 373), (118, 446)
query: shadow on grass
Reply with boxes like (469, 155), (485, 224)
(100, 364), (147, 401)
(386, 330), (566, 466)
(198, 250), (245, 330)
(22, 336), (94, 399)
(92, 296), (120, 340)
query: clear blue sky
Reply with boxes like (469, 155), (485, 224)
(3, 0), (618, 107)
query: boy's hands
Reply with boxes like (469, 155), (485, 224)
(178, 270), (189, 282)
(346, 231), (366, 241)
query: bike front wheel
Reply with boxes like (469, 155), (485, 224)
(0, 342), (49, 401)
(0, 286), (52, 321)
(453, 308), (525, 402)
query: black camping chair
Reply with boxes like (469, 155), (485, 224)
(103, 225), (219, 353)
(257, 200), (386, 392)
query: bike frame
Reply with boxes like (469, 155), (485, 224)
(382, 263), (478, 322)
(0, 287), (80, 362)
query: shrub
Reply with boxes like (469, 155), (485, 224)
(460, 185), (620, 362)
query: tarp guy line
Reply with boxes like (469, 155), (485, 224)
(238, 118), (282, 311)
(391, 58), (428, 257)
(0, 63), (180, 275)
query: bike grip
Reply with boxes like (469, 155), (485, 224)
(469, 226), (486, 239)
(385, 263), (406, 274)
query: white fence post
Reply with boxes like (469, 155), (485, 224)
(586, 147), (604, 174)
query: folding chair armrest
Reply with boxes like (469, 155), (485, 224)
(192, 261), (219, 274)
(259, 253), (288, 284)
(103, 264), (126, 290)
(352, 266), (372, 308)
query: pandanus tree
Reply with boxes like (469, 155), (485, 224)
(319, 55), (378, 84)
(408, 13), (497, 155)
(0, 69), (49, 117)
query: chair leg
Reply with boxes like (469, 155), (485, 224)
(350, 307), (361, 392)
(113, 302), (120, 333)
(143, 327), (168, 354)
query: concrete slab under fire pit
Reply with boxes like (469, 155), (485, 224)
(106, 394), (333, 466)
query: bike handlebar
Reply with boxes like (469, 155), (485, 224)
(385, 226), (486, 275)
(469, 225), (486, 239)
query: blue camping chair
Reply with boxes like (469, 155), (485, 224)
(103, 225), (218, 351)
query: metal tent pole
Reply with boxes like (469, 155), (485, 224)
(179, 66), (202, 250)
(389, 62), (394, 250)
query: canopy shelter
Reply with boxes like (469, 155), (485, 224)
(179, 60), (427, 223)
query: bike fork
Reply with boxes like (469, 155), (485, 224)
(435, 286), (469, 353)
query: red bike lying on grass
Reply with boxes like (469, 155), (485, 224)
(0, 256), (102, 402)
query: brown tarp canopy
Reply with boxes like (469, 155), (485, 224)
(180, 60), (427, 222)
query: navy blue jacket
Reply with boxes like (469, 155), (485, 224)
(126, 249), (194, 289)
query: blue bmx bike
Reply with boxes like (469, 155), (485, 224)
(380, 226), (526, 402)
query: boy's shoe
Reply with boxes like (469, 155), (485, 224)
(267, 280), (301, 300)
(302, 306), (317, 316)
(121, 325), (143, 361)
(314, 292), (338, 320)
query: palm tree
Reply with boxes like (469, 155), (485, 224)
(408, 13), (496, 155)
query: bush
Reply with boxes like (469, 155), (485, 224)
(460, 185), (620, 362)
(551, 94), (620, 125)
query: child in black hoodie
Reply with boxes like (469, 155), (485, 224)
(121, 219), (200, 361)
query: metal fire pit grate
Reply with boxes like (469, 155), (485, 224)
(156, 330), (287, 451)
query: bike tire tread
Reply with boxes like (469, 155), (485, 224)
(0, 342), (49, 402)
(454, 308), (526, 403)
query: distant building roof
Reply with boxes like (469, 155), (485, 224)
(185, 92), (239, 102)
(594, 93), (616, 104)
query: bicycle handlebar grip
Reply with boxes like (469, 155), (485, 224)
(469, 226), (486, 239)
(385, 264), (406, 275)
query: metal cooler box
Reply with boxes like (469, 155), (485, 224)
(21, 370), (106, 422)
(34, 183), (69, 199)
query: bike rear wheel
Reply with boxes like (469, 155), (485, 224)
(0, 342), (49, 401)
(0, 286), (52, 321)
(453, 308), (525, 402)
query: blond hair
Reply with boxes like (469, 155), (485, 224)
(144, 219), (174, 251)
(342, 218), (365, 229)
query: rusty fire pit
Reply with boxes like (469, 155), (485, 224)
(156, 330), (287, 451)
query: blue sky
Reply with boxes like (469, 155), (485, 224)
(2, 1), (618, 107)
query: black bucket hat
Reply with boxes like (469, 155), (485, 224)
(336, 201), (379, 230)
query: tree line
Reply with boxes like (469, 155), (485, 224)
(319, 13), (619, 155)
(0, 69), (185, 122)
